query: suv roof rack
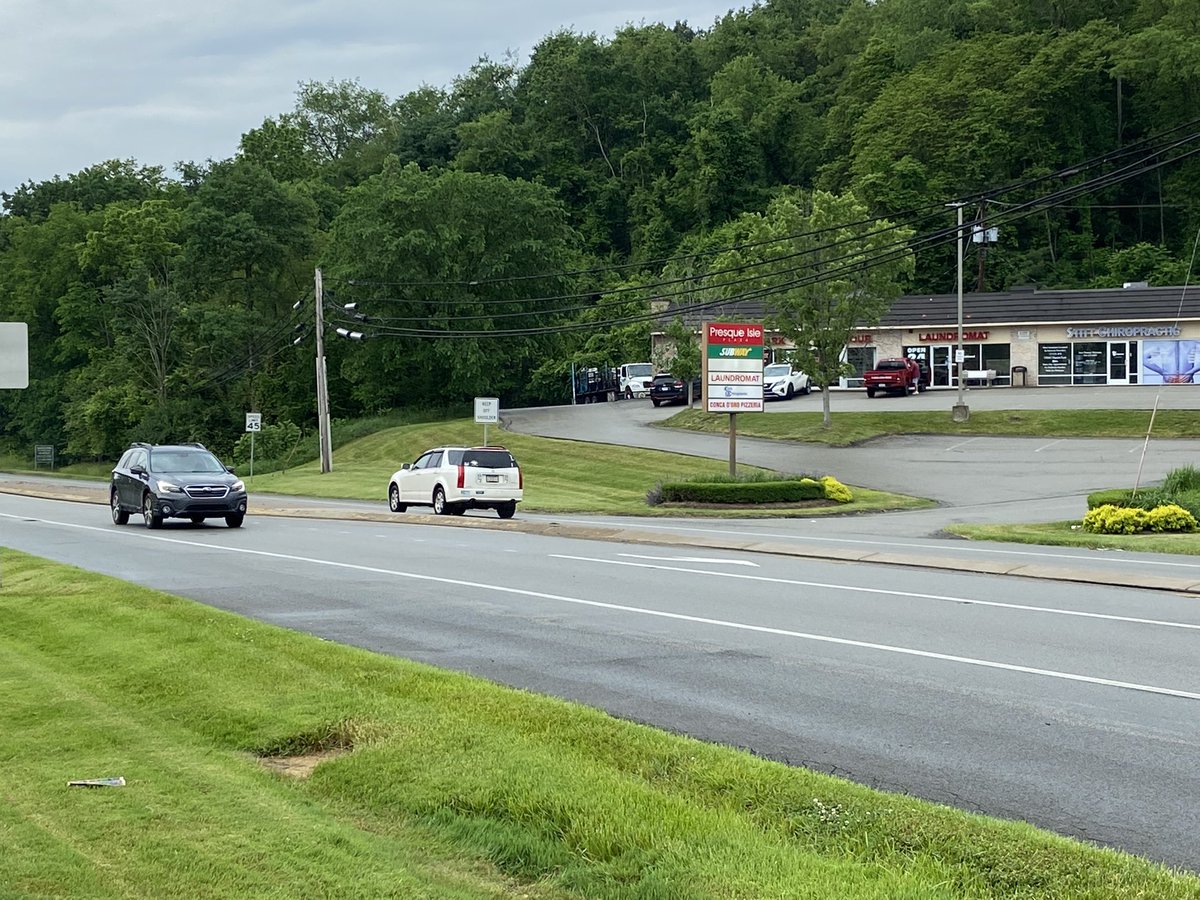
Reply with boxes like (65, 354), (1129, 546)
(181, 442), (207, 449)
(130, 441), (153, 449)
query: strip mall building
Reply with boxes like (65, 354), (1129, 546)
(667, 283), (1200, 389)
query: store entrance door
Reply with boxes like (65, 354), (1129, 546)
(1108, 341), (1136, 385)
(930, 346), (954, 387)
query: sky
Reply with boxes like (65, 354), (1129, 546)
(0, 0), (743, 195)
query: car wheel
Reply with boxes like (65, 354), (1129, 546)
(651, 399), (660, 407)
(142, 493), (162, 529)
(189, 516), (205, 525)
(785, 384), (794, 399)
(497, 502), (516, 520)
(866, 387), (876, 398)
(388, 483), (406, 513)
(624, 387), (633, 399)
(801, 381), (811, 395)
(450, 505), (466, 516)
(432, 486), (448, 515)
(225, 513), (244, 528)
(110, 489), (129, 525)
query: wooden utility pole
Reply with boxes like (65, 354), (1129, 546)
(315, 268), (333, 473)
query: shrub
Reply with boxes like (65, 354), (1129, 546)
(1082, 504), (1148, 534)
(1145, 504), (1198, 533)
(232, 421), (303, 470)
(820, 475), (853, 503)
(652, 474), (853, 506)
(1082, 503), (1196, 534)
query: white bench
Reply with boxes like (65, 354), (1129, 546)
(964, 368), (998, 386)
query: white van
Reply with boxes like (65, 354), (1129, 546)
(618, 362), (654, 398)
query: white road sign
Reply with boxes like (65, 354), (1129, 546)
(0, 323), (29, 389)
(245, 412), (262, 432)
(474, 397), (499, 423)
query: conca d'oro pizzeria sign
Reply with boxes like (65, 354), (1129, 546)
(703, 321), (764, 414)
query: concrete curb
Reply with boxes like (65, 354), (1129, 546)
(6, 483), (1199, 595)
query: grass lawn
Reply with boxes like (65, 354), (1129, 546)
(3, 548), (1198, 899)
(660, 407), (1200, 446)
(240, 419), (929, 517)
(943, 521), (1200, 554)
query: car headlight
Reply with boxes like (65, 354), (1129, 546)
(154, 479), (183, 494)
(231, 480), (245, 492)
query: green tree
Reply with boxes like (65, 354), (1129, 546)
(707, 190), (915, 425)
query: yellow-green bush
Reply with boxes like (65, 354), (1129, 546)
(1082, 503), (1196, 534)
(1145, 503), (1198, 532)
(820, 475), (853, 503)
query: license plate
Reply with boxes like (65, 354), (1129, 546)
(485, 474), (499, 483)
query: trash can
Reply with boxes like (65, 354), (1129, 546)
(1011, 365), (1028, 387)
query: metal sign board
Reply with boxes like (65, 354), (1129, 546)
(245, 412), (262, 432)
(0, 323), (29, 389)
(474, 397), (499, 424)
(703, 322), (763, 414)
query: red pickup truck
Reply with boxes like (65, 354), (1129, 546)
(863, 357), (929, 397)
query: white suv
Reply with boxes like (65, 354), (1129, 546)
(387, 446), (523, 518)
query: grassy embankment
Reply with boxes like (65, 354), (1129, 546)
(228, 419), (926, 517)
(4, 548), (1198, 899)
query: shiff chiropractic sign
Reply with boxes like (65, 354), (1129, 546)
(703, 321), (764, 413)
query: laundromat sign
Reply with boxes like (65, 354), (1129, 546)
(918, 330), (990, 341)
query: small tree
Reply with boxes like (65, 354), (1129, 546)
(706, 190), (914, 426)
(656, 317), (703, 405)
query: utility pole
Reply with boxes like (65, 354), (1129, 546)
(948, 203), (969, 422)
(315, 268), (333, 473)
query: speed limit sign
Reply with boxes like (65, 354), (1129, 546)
(245, 412), (262, 432)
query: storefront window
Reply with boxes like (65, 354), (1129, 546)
(844, 346), (875, 387)
(1142, 340), (1200, 384)
(1072, 342), (1106, 384)
(1038, 343), (1071, 385)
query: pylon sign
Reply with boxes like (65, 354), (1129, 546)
(703, 321), (763, 413)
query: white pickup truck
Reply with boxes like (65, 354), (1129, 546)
(618, 362), (654, 398)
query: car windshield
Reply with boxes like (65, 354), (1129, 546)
(627, 364), (653, 377)
(151, 450), (226, 473)
(764, 365), (789, 377)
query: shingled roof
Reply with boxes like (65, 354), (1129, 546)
(663, 283), (1200, 330)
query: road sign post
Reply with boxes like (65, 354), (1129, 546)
(474, 397), (499, 446)
(702, 322), (764, 475)
(245, 412), (262, 480)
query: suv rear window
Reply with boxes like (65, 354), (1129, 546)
(461, 449), (517, 468)
(877, 360), (907, 370)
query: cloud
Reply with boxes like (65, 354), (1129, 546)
(0, 0), (737, 192)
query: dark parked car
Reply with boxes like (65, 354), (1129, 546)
(650, 373), (701, 407)
(110, 442), (248, 529)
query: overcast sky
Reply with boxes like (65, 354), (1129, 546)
(0, 1), (743, 195)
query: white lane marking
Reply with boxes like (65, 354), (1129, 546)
(1034, 440), (1062, 452)
(3, 513), (1198, 702)
(944, 437), (981, 452)
(557, 518), (1200, 573)
(619, 553), (760, 567)
(550, 554), (1200, 632)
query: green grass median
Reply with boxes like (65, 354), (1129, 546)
(3, 548), (1198, 898)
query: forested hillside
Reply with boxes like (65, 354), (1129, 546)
(2, 0), (1198, 461)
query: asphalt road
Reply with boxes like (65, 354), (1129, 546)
(3, 490), (1200, 872)
(4, 384), (1200, 872)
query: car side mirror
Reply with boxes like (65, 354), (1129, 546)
(130, 465), (146, 477)
(226, 466), (236, 474)
(401, 463), (412, 470)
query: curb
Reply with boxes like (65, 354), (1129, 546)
(6, 483), (1199, 596)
